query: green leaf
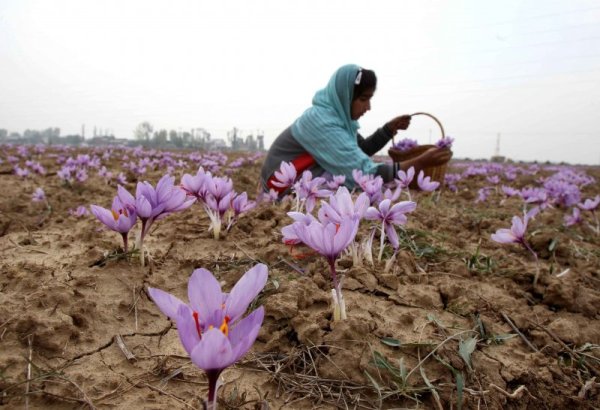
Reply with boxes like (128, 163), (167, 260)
(458, 337), (477, 370)
(488, 333), (517, 343)
(419, 366), (443, 409)
(548, 238), (559, 252)
(271, 278), (279, 290)
(456, 371), (465, 410)
(381, 337), (401, 347)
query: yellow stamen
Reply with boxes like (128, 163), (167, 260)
(219, 316), (230, 336)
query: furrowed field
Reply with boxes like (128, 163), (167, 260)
(0, 143), (599, 409)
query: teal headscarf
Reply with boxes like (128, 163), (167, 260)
(291, 64), (380, 187)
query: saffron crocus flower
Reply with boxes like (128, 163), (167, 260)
(202, 176), (235, 240)
(317, 186), (369, 225)
(486, 175), (500, 185)
(90, 196), (137, 252)
(231, 192), (255, 217)
(31, 187), (46, 203)
(578, 195), (600, 212)
(491, 207), (541, 284)
(148, 264), (267, 410)
(396, 166), (415, 195)
(564, 207), (582, 227)
(69, 205), (89, 217)
(501, 186), (520, 198)
(577, 195), (600, 234)
(435, 136), (454, 149)
(293, 171), (330, 213)
(291, 216), (360, 320)
(118, 175), (195, 264)
(281, 212), (316, 247)
(116, 172), (127, 185)
(271, 161), (297, 189)
(365, 199), (417, 261)
(393, 138), (418, 151)
(417, 170), (440, 192)
(181, 167), (211, 201)
(14, 166), (29, 178)
(327, 175), (346, 190)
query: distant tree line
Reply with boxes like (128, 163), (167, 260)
(0, 123), (265, 152)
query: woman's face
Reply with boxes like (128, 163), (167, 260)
(351, 88), (375, 120)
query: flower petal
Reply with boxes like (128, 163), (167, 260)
(174, 303), (199, 355)
(188, 268), (223, 324)
(148, 287), (186, 320)
(226, 264), (268, 323)
(229, 306), (264, 363)
(190, 328), (234, 371)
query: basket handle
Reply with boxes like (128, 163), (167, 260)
(391, 112), (445, 147)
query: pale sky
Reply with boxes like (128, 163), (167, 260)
(1, 0), (599, 165)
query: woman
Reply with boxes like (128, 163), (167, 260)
(260, 64), (451, 192)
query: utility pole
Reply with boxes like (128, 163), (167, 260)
(495, 133), (501, 157)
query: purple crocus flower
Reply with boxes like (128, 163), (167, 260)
(90, 196), (138, 252)
(69, 205), (89, 217)
(501, 186), (520, 198)
(577, 195), (600, 234)
(393, 138), (418, 151)
(75, 168), (88, 183)
(396, 167), (415, 191)
(417, 170), (440, 192)
(231, 192), (255, 217)
(291, 215), (360, 320)
(435, 136), (454, 149)
(116, 172), (127, 185)
(564, 207), (582, 227)
(491, 208), (540, 285)
(365, 199), (416, 261)
(486, 175), (500, 185)
(31, 187), (46, 203)
(181, 167), (211, 200)
(118, 175), (195, 263)
(476, 187), (492, 203)
(578, 195), (600, 212)
(491, 208), (538, 246)
(327, 175), (346, 190)
(293, 171), (330, 213)
(148, 264), (267, 408)
(271, 161), (297, 189)
(362, 176), (384, 205)
(317, 186), (369, 225)
(281, 211), (316, 247)
(14, 166), (29, 178)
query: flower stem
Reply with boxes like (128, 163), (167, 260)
(328, 258), (346, 320)
(204, 369), (222, 410)
(138, 220), (147, 267)
(523, 241), (540, 286)
(378, 222), (385, 263)
(121, 232), (128, 253)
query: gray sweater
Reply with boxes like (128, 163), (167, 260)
(260, 125), (397, 190)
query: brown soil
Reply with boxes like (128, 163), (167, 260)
(1, 146), (599, 409)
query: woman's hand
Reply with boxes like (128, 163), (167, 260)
(418, 147), (453, 167)
(385, 115), (411, 135)
(398, 147), (452, 172)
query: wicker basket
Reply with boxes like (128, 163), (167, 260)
(388, 112), (452, 189)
